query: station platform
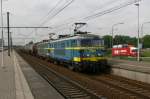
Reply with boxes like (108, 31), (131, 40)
(0, 51), (64, 99)
(108, 58), (150, 74)
(108, 58), (150, 84)
(0, 50), (33, 99)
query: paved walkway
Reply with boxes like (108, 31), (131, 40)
(0, 51), (34, 99)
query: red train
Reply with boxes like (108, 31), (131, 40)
(112, 44), (137, 57)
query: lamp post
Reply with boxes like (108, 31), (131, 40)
(1, 0), (4, 68)
(111, 22), (124, 48)
(135, 3), (140, 61)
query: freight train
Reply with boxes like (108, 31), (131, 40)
(22, 33), (110, 73)
(23, 33), (110, 72)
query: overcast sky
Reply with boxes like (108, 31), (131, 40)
(1, 0), (150, 45)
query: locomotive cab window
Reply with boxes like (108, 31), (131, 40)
(80, 39), (103, 47)
(71, 40), (77, 47)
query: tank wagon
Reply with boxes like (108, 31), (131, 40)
(24, 42), (34, 54)
(31, 33), (109, 73)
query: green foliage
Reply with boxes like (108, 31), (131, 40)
(103, 35), (112, 48)
(103, 35), (137, 48)
(113, 35), (137, 46)
(143, 35), (150, 48)
(103, 35), (150, 49)
(142, 50), (150, 57)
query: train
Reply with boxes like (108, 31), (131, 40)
(112, 44), (137, 57)
(22, 33), (110, 73)
(21, 34), (110, 72)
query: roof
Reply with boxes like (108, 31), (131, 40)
(37, 34), (102, 46)
(50, 34), (101, 43)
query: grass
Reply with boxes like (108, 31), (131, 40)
(141, 50), (150, 57)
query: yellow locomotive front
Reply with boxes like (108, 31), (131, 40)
(72, 36), (109, 73)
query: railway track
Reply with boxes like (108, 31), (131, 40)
(18, 51), (150, 99)
(103, 75), (150, 91)
(19, 52), (104, 99)
(92, 75), (150, 99)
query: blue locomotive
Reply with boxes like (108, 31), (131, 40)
(35, 33), (109, 72)
(23, 23), (110, 72)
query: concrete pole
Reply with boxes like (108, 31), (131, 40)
(7, 12), (10, 56)
(1, 0), (4, 68)
(10, 32), (12, 52)
(135, 3), (140, 61)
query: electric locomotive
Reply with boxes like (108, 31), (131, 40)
(24, 23), (110, 73)
(36, 33), (109, 72)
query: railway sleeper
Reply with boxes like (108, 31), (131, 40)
(58, 89), (95, 99)
(57, 87), (79, 91)
(56, 85), (81, 89)
(59, 89), (83, 94)
(61, 90), (83, 94)
(64, 92), (88, 96)
(55, 83), (74, 88)
(66, 94), (90, 99)
(54, 81), (70, 85)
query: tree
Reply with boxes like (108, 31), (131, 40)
(113, 35), (137, 46)
(113, 35), (130, 45)
(103, 35), (138, 48)
(128, 37), (137, 47)
(103, 35), (112, 48)
(143, 35), (150, 48)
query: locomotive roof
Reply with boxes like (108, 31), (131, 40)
(51, 34), (101, 42)
(37, 34), (102, 45)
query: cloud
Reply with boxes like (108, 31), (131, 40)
(0, 0), (149, 45)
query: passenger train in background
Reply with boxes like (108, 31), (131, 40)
(22, 23), (110, 73)
(112, 44), (137, 57)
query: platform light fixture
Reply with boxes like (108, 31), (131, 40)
(135, 2), (140, 61)
(111, 22), (124, 48)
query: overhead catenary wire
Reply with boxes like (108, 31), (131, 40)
(26, 0), (141, 44)
(26, 0), (75, 42)
(84, 0), (141, 21)
(39, 0), (75, 26)
(25, 0), (64, 38)
(50, 0), (141, 33)
(50, 0), (120, 31)
(38, 0), (63, 26)
(31, 0), (119, 36)
(49, 0), (127, 31)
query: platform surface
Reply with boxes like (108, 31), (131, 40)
(0, 51), (34, 99)
(15, 52), (64, 99)
(0, 50), (64, 99)
(0, 51), (15, 99)
(108, 58), (150, 73)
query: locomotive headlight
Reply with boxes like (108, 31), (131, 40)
(86, 54), (90, 57)
(97, 53), (102, 56)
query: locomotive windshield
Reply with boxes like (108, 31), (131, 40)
(80, 49), (104, 57)
(79, 38), (105, 57)
(80, 39), (104, 47)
